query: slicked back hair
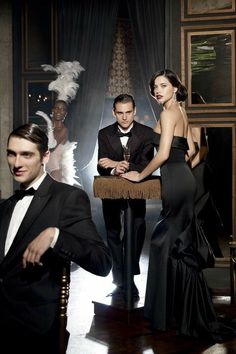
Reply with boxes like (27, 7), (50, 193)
(8, 123), (49, 158)
(113, 94), (136, 110)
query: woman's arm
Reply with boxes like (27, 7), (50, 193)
(190, 127), (208, 168)
(122, 110), (177, 182)
(186, 125), (196, 162)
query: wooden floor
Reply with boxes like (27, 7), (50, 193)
(66, 264), (236, 354)
(66, 200), (236, 354)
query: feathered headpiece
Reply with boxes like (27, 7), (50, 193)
(42, 60), (85, 103)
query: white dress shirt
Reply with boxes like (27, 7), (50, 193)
(111, 124), (133, 175)
(4, 172), (58, 255)
(118, 123), (133, 147)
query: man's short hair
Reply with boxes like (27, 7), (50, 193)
(8, 123), (49, 158)
(113, 94), (135, 110)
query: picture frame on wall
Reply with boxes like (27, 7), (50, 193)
(22, 1), (57, 72)
(181, 0), (236, 21)
(181, 24), (236, 114)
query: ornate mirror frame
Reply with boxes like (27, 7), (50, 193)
(181, 24), (236, 115)
(181, 0), (236, 22)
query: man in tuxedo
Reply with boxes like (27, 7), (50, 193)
(0, 123), (111, 354)
(97, 94), (154, 298)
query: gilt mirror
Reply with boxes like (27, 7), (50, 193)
(181, 24), (236, 114)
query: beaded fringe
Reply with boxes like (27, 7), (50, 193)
(93, 176), (161, 200)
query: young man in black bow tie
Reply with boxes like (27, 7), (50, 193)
(97, 94), (154, 298)
(0, 123), (111, 354)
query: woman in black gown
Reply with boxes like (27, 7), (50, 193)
(122, 69), (235, 341)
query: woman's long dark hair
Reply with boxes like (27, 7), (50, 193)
(149, 69), (188, 102)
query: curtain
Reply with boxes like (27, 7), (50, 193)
(58, 0), (119, 173)
(127, 0), (165, 118)
(57, 0), (165, 190)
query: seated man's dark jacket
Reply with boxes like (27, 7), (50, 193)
(0, 174), (112, 336)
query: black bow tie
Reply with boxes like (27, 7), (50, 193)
(117, 130), (132, 138)
(13, 187), (36, 200)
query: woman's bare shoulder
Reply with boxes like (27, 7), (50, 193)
(160, 108), (179, 123)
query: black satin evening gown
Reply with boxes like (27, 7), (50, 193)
(192, 142), (224, 258)
(144, 133), (235, 341)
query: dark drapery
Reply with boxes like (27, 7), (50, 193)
(57, 0), (165, 189)
(58, 0), (119, 172)
(127, 0), (165, 118)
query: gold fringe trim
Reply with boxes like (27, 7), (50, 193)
(93, 176), (161, 199)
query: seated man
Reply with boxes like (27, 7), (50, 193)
(0, 123), (112, 354)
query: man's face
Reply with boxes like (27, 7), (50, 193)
(112, 102), (136, 130)
(7, 137), (49, 188)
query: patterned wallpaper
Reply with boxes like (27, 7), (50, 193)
(106, 19), (135, 98)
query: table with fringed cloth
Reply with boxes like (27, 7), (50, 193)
(93, 175), (161, 311)
(93, 175), (161, 199)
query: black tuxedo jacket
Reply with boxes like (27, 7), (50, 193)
(0, 174), (111, 336)
(97, 120), (154, 175)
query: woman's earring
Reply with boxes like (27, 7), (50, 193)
(172, 91), (177, 102)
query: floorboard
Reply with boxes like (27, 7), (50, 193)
(66, 200), (236, 354)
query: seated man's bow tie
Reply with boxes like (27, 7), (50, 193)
(117, 130), (132, 138)
(13, 187), (36, 200)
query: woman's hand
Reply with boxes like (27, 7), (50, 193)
(121, 171), (141, 182)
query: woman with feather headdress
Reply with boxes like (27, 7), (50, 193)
(36, 60), (84, 187)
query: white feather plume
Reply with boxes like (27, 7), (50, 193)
(42, 60), (85, 103)
(60, 141), (82, 187)
(35, 110), (57, 149)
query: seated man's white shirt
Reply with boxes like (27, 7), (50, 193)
(4, 172), (59, 255)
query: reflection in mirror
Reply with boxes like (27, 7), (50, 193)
(190, 31), (233, 105)
(192, 92), (206, 104)
(27, 81), (54, 125)
(191, 126), (232, 258)
(188, 0), (235, 15)
(24, 1), (53, 70)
